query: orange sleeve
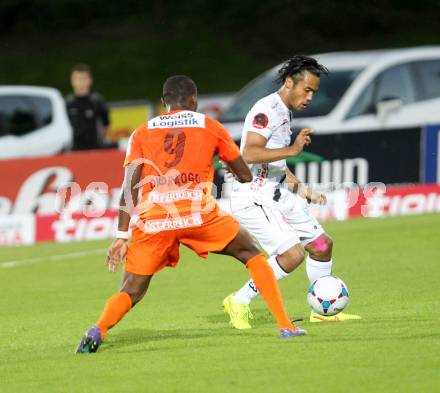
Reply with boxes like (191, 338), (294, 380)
(214, 121), (241, 162)
(123, 127), (144, 166)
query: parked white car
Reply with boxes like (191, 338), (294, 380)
(219, 46), (440, 139)
(0, 86), (72, 159)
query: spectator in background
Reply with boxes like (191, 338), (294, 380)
(66, 64), (111, 151)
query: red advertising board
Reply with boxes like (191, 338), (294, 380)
(0, 149), (125, 216)
(36, 211), (119, 242)
(349, 184), (440, 218)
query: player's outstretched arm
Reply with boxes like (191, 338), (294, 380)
(107, 162), (143, 272)
(243, 129), (313, 164)
(224, 156), (253, 183)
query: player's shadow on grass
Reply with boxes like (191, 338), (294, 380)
(104, 327), (242, 352)
(99, 322), (282, 352)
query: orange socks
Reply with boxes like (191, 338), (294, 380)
(96, 292), (132, 338)
(246, 254), (294, 330)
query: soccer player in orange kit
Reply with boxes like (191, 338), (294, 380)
(76, 75), (308, 353)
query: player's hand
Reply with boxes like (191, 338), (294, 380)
(106, 238), (129, 273)
(290, 128), (313, 156)
(306, 191), (327, 205)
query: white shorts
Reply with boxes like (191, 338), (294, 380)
(230, 189), (324, 256)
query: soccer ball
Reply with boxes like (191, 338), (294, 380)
(307, 275), (349, 316)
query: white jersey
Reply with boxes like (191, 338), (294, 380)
(228, 92), (324, 254)
(232, 92), (292, 200)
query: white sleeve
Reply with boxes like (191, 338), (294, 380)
(243, 103), (275, 140)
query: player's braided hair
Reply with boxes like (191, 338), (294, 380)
(162, 75), (197, 106)
(276, 55), (328, 84)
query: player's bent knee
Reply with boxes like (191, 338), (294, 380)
(308, 234), (333, 260)
(326, 236), (333, 253)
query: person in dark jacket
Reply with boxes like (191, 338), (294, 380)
(66, 64), (110, 151)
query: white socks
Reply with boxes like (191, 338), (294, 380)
(233, 255), (289, 304)
(306, 255), (332, 284)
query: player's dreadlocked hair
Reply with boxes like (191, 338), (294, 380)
(162, 75), (197, 106)
(276, 55), (328, 84)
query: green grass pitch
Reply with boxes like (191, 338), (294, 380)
(0, 214), (439, 393)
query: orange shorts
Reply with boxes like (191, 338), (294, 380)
(124, 210), (240, 275)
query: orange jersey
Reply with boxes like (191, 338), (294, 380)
(124, 110), (240, 224)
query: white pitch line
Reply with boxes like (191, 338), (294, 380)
(0, 248), (107, 269)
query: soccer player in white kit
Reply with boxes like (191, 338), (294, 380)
(223, 55), (360, 327)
